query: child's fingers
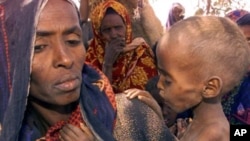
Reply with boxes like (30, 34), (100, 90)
(124, 88), (152, 99)
(36, 137), (46, 141)
(138, 95), (163, 119)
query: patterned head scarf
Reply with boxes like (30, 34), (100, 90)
(90, 0), (132, 44)
(226, 9), (250, 26)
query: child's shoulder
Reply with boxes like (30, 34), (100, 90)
(197, 121), (229, 141)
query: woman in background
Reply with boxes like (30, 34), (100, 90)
(86, 0), (157, 93)
(222, 9), (250, 125)
(166, 2), (185, 29)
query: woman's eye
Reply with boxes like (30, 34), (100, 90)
(115, 26), (123, 31)
(101, 28), (111, 34)
(34, 45), (46, 53)
(67, 40), (81, 46)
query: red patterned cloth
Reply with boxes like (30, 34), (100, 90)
(45, 105), (84, 141)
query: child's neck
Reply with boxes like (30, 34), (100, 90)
(192, 101), (225, 122)
(180, 101), (229, 141)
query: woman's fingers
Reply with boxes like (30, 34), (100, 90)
(59, 124), (94, 141)
(80, 123), (94, 141)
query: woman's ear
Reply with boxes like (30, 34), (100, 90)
(202, 76), (223, 98)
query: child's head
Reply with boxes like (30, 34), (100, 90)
(156, 16), (250, 113)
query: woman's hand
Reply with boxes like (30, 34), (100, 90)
(175, 118), (192, 139)
(59, 123), (95, 141)
(124, 88), (163, 120)
(103, 37), (125, 66)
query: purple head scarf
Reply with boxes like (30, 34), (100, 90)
(226, 9), (250, 26)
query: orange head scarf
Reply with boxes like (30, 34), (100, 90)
(86, 0), (157, 93)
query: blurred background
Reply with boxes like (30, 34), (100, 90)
(74, 0), (250, 27)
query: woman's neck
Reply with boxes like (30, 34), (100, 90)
(29, 97), (79, 126)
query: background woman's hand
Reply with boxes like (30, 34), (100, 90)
(103, 37), (125, 66)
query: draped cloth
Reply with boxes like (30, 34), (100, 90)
(0, 0), (116, 140)
(226, 9), (250, 26)
(86, 0), (157, 93)
(222, 76), (250, 125)
(222, 9), (250, 125)
(0, 0), (42, 140)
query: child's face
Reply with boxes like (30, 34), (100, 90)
(162, 103), (177, 127)
(156, 37), (203, 113)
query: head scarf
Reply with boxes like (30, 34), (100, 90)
(0, 0), (42, 140)
(0, 0), (116, 140)
(226, 9), (250, 26)
(90, 0), (132, 45)
(86, 0), (157, 93)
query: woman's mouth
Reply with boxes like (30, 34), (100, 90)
(54, 77), (80, 92)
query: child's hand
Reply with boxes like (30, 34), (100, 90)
(124, 88), (163, 119)
(175, 118), (192, 139)
(59, 123), (94, 141)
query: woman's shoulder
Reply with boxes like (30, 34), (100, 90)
(114, 93), (175, 141)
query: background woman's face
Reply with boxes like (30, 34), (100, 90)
(100, 13), (126, 42)
(239, 25), (250, 45)
(239, 25), (250, 72)
(172, 6), (184, 21)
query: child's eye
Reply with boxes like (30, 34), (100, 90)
(34, 45), (46, 53)
(164, 79), (171, 85)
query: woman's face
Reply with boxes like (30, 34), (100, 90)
(100, 13), (126, 42)
(172, 6), (184, 21)
(30, 0), (85, 106)
(239, 25), (250, 72)
(239, 25), (250, 45)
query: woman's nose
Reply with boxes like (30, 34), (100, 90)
(110, 28), (118, 39)
(53, 44), (73, 69)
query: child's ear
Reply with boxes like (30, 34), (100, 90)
(202, 76), (223, 98)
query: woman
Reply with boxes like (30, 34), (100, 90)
(85, 0), (157, 93)
(222, 9), (250, 125)
(166, 2), (185, 29)
(0, 0), (174, 140)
